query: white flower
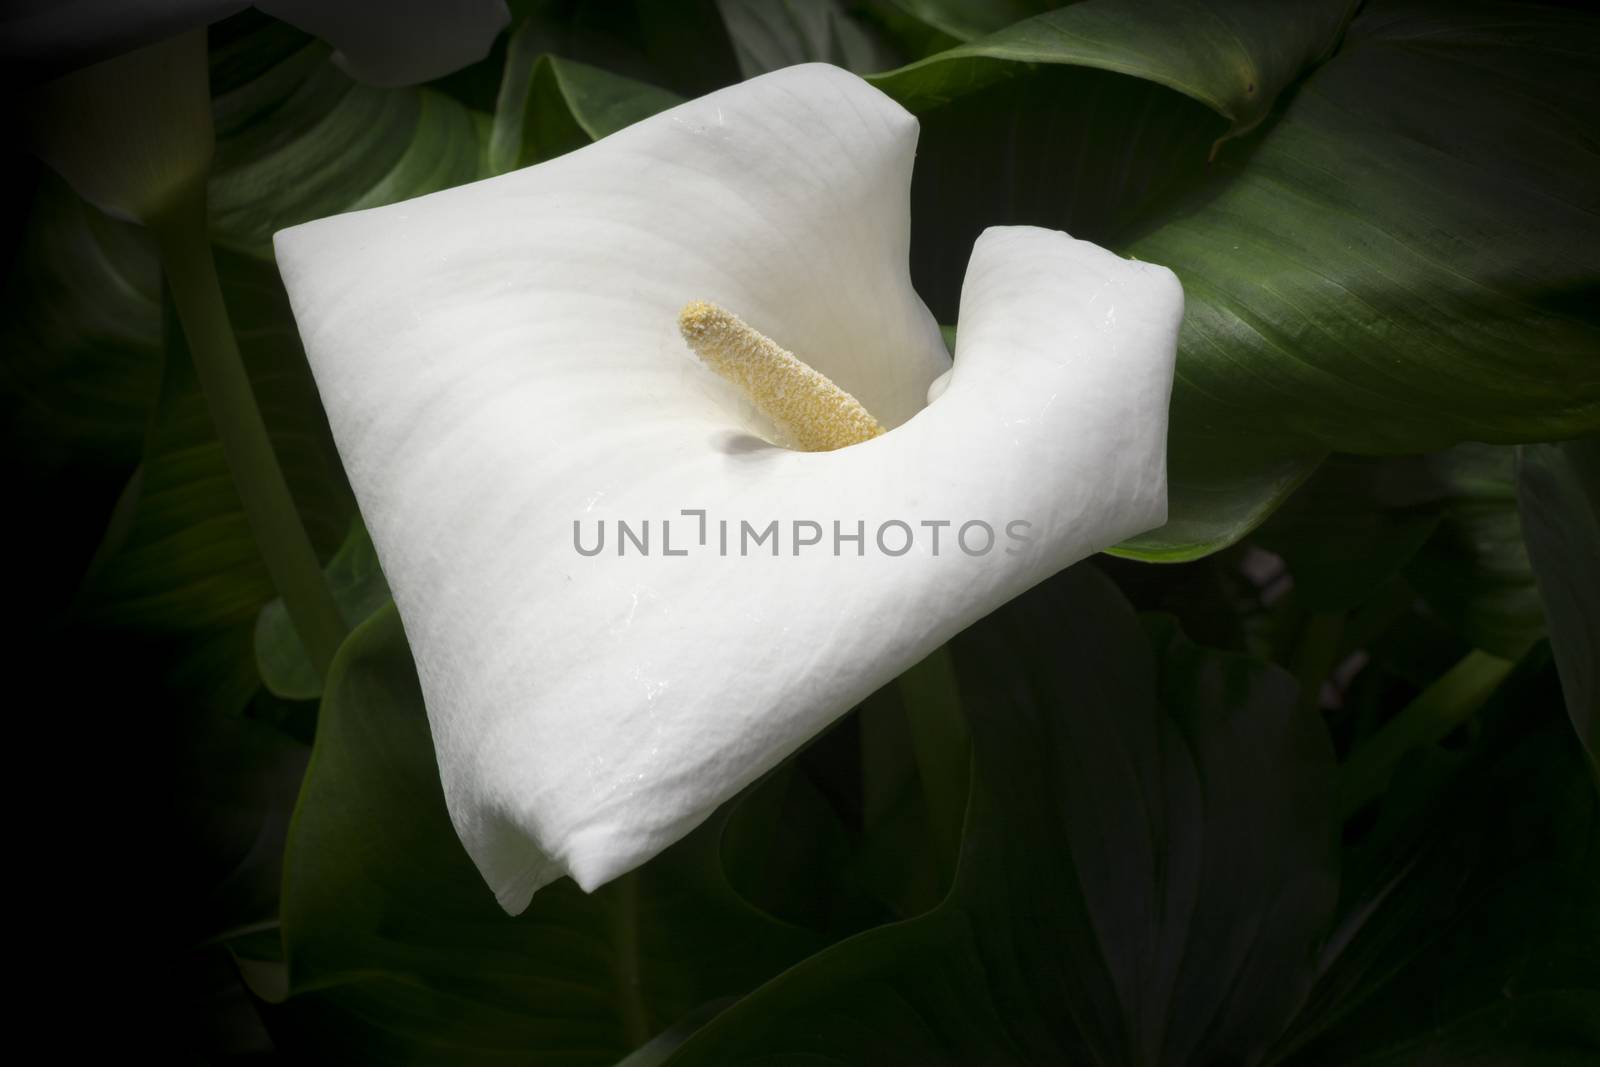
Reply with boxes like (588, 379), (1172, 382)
(274, 63), (1182, 914)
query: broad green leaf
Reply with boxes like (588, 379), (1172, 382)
(498, 0), (743, 99)
(1123, 2), (1600, 455)
(277, 604), (818, 1064)
(254, 517), (391, 700)
(666, 565), (1339, 1065)
(1406, 445), (1544, 660)
(1517, 439), (1600, 777)
(1114, 437), (1322, 562)
(206, 14), (486, 257)
(490, 18), (682, 175)
(846, 0), (963, 63)
(894, 64), (1227, 319)
(881, 0), (1060, 42)
(714, 0), (904, 78)
(868, 0), (1357, 313)
(874, 0), (1356, 136)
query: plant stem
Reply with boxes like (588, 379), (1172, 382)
(1337, 649), (1513, 819)
(608, 870), (650, 1048)
(151, 190), (347, 681)
(896, 645), (971, 889)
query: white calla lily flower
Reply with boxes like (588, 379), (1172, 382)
(274, 63), (1182, 914)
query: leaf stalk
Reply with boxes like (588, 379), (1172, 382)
(151, 190), (347, 681)
(1337, 649), (1513, 818)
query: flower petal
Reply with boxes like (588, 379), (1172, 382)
(275, 65), (1179, 912)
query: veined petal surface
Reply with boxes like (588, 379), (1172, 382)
(275, 64), (1180, 913)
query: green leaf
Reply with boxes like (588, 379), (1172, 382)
(1254, 456), (1444, 612)
(1406, 445), (1545, 660)
(879, 0), (1062, 43)
(614, 999), (738, 1067)
(719, 761), (876, 935)
(855, 687), (947, 918)
(894, 646), (970, 890)
(1336, 649), (1515, 819)
(714, 0), (904, 78)
(666, 565), (1340, 1064)
(872, 1), (1598, 561)
(869, 3), (1355, 560)
(847, 0), (964, 62)
(1113, 438), (1322, 563)
(206, 14), (487, 258)
(490, 19), (682, 175)
(277, 604), (818, 1064)
(868, 0), (1360, 316)
(1233, 446), (1551, 655)
(874, 0), (1356, 136)
(254, 517), (391, 701)
(1123, 2), (1600, 455)
(1, 168), (161, 471)
(3, 167), (167, 620)
(1517, 438), (1600, 778)
(182, 705), (310, 942)
(1281, 653), (1600, 1065)
(497, 0), (743, 100)
(896, 63), (1227, 319)
(64, 12), (499, 693)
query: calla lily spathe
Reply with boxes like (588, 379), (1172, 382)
(274, 63), (1182, 914)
